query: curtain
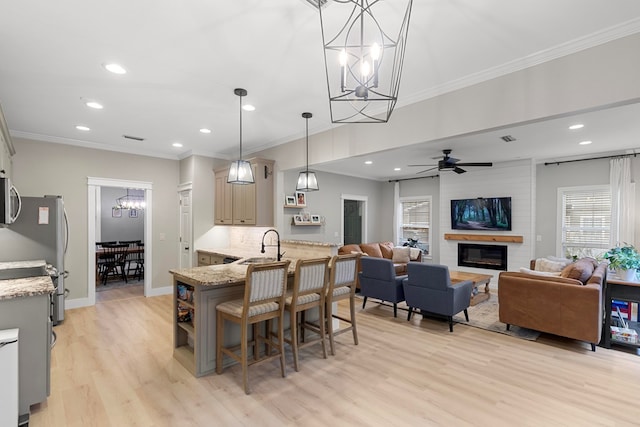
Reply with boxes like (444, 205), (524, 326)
(393, 181), (400, 245)
(610, 157), (635, 246)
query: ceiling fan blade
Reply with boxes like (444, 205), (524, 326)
(455, 162), (493, 167)
(416, 166), (438, 174)
(454, 167), (466, 174)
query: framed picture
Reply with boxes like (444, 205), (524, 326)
(285, 195), (296, 206)
(129, 209), (138, 218)
(296, 191), (306, 207)
(112, 207), (122, 218)
(301, 212), (311, 222)
(311, 214), (320, 224)
(294, 214), (303, 224)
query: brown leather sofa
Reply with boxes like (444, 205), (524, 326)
(338, 241), (422, 275)
(498, 258), (607, 351)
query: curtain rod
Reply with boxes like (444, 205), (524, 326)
(544, 151), (638, 166)
(388, 175), (439, 183)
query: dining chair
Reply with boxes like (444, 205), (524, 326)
(216, 260), (290, 394)
(284, 257), (330, 371)
(326, 253), (360, 356)
(100, 243), (128, 285)
(122, 240), (143, 280)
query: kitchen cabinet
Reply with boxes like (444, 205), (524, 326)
(197, 251), (236, 266)
(0, 104), (15, 180)
(214, 158), (274, 226)
(0, 292), (51, 418)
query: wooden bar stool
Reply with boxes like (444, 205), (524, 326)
(326, 253), (360, 356)
(215, 260), (290, 394)
(284, 257), (330, 372)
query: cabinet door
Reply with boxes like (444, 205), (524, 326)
(214, 174), (233, 225)
(232, 165), (256, 225)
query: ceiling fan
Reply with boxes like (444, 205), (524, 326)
(408, 149), (493, 174)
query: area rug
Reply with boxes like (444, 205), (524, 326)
(453, 296), (540, 341)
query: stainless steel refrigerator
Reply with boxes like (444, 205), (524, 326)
(0, 195), (68, 324)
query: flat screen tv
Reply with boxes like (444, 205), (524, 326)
(451, 197), (512, 231)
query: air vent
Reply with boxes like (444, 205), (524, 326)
(301, 0), (329, 9)
(123, 135), (145, 142)
(500, 135), (516, 142)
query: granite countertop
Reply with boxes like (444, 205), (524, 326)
(0, 260), (47, 270)
(170, 258), (298, 287)
(0, 276), (55, 301)
(281, 239), (340, 247)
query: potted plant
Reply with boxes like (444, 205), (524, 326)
(602, 244), (640, 281)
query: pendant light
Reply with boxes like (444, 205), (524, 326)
(227, 88), (255, 184)
(296, 112), (319, 192)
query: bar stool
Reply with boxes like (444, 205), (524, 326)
(215, 260), (290, 394)
(326, 253), (360, 356)
(284, 257), (330, 372)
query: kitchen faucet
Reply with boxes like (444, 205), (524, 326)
(261, 229), (284, 261)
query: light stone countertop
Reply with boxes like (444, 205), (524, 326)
(170, 258), (299, 287)
(0, 260), (47, 270)
(0, 276), (55, 300)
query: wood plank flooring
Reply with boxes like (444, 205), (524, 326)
(30, 296), (640, 426)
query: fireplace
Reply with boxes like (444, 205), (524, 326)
(458, 243), (507, 271)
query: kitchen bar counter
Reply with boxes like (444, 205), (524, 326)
(0, 276), (55, 300)
(0, 260), (46, 270)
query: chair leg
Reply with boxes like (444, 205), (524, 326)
(464, 308), (469, 322)
(241, 319), (250, 394)
(448, 316), (453, 332)
(253, 323), (260, 361)
(326, 300), (336, 356)
(291, 310), (300, 372)
(362, 296), (367, 309)
(506, 324), (511, 331)
(278, 313), (286, 379)
(407, 307), (413, 321)
(349, 295), (358, 346)
(591, 343), (596, 352)
(318, 302), (327, 359)
(393, 303), (398, 318)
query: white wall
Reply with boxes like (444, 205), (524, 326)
(11, 138), (180, 300)
(100, 186), (144, 242)
(439, 160), (536, 279)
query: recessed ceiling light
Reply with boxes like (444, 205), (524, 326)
(243, 105), (255, 112)
(199, 128), (212, 134)
(394, 167), (401, 171)
(364, 161), (373, 165)
(103, 63), (127, 74)
(569, 124), (584, 130)
(172, 142), (183, 148)
(85, 101), (103, 109)
(579, 140), (592, 145)
(75, 125), (90, 131)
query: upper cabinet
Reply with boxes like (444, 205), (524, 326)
(214, 158), (274, 226)
(0, 103), (15, 180)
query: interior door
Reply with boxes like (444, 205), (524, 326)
(343, 199), (362, 244)
(179, 190), (192, 268)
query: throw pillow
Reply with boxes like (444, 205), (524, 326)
(560, 258), (596, 284)
(534, 258), (568, 272)
(409, 248), (421, 260)
(379, 242), (394, 259)
(520, 267), (562, 277)
(360, 243), (383, 258)
(392, 246), (411, 263)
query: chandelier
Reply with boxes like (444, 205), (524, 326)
(318, 0), (413, 123)
(116, 189), (145, 210)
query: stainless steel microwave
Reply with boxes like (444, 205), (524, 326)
(0, 177), (21, 225)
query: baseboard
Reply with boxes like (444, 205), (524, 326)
(65, 297), (92, 310)
(146, 285), (172, 297)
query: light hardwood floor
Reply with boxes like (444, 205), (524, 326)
(31, 295), (640, 426)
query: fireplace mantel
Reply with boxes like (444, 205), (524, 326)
(444, 233), (523, 243)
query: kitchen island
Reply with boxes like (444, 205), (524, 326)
(170, 260), (297, 377)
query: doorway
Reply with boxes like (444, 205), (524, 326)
(179, 187), (193, 269)
(87, 177), (153, 306)
(341, 194), (367, 244)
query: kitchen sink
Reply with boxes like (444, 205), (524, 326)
(238, 257), (276, 265)
(0, 265), (47, 280)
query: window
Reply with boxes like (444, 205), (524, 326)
(558, 185), (611, 259)
(399, 196), (431, 255)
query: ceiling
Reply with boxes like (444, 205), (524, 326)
(1, 0), (640, 180)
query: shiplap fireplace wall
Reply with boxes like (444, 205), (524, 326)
(439, 160), (536, 277)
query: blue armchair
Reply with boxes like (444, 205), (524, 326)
(359, 257), (407, 318)
(402, 263), (473, 332)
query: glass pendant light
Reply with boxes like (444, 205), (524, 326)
(296, 112), (319, 191)
(227, 88), (255, 184)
